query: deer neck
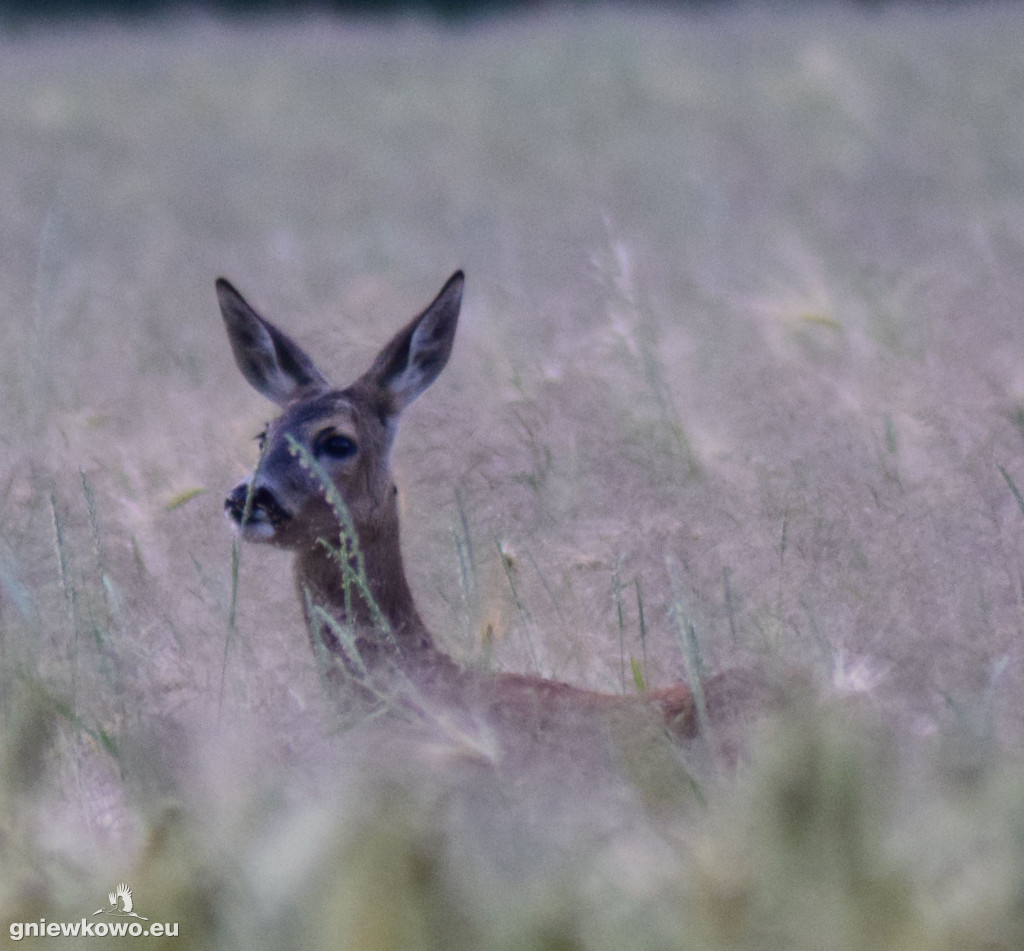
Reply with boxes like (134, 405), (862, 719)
(292, 484), (442, 670)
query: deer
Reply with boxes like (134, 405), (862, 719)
(218, 270), (712, 742)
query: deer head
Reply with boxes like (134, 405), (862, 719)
(220, 271), (464, 551)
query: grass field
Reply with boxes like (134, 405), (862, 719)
(3, 4), (1024, 948)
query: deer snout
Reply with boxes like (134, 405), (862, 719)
(224, 482), (292, 540)
(224, 482), (250, 523)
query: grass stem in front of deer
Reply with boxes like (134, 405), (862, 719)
(495, 538), (541, 673)
(287, 435), (394, 643)
(219, 537), (242, 721)
(634, 577), (649, 692)
(612, 562), (627, 691)
(451, 487), (478, 647)
(999, 464), (1024, 518)
(667, 555), (712, 746)
(221, 434), (276, 717)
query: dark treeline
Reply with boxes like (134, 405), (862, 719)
(0, 0), (969, 28)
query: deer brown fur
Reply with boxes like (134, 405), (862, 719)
(220, 271), (699, 738)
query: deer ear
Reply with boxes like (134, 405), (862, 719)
(217, 278), (329, 407)
(363, 271), (463, 416)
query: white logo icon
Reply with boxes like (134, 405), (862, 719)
(93, 883), (149, 921)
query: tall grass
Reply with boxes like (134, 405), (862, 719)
(2, 5), (1024, 948)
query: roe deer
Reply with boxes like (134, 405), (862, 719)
(219, 271), (702, 738)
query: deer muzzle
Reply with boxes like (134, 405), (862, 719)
(224, 482), (293, 540)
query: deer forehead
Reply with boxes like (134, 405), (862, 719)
(268, 391), (395, 452)
(271, 393), (359, 437)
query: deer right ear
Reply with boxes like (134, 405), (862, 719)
(216, 278), (329, 407)
(363, 270), (463, 417)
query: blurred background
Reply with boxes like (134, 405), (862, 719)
(3, 2), (1024, 948)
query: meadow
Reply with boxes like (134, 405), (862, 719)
(3, 4), (1024, 948)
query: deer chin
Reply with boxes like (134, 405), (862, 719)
(226, 510), (280, 542)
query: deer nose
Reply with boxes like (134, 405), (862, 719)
(224, 483), (251, 524)
(224, 482), (292, 527)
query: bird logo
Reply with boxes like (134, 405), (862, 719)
(93, 883), (149, 920)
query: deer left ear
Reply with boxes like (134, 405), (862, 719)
(217, 278), (330, 407)
(363, 270), (463, 416)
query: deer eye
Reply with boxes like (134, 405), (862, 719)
(315, 431), (357, 460)
(255, 429), (267, 450)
